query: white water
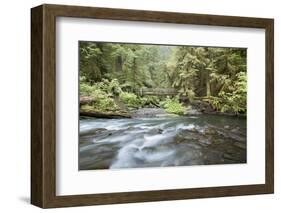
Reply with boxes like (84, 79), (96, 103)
(79, 115), (246, 170)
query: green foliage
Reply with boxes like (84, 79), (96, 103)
(81, 98), (117, 112)
(80, 82), (95, 96)
(79, 42), (172, 89)
(79, 41), (247, 114)
(94, 78), (122, 96)
(160, 98), (185, 115)
(170, 47), (247, 113)
(120, 92), (141, 108)
(139, 96), (160, 106)
(80, 79), (119, 111)
(96, 98), (117, 111)
(211, 72), (247, 113)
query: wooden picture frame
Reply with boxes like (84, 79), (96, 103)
(31, 4), (274, 208)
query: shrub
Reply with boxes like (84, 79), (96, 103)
(210, 72), (247, 114)
(81, 96), (117, 112)
(139, 96), (160, 107)
(120, 92), (140, 108)
(96, 98), (117, 111)
(160, 98), (185, 115)
(80, 81), (118, 111)
(80, 82), (95, 96)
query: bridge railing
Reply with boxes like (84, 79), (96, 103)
(138, 88), (178, 96)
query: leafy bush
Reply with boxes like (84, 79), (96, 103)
(81, 95), (117, 112)
(160, 98), (185, 115)
(95, 78), (122, 95)
(98, 98), (117, 111)
(120, 92), (140, 108)
(139, 96), (160, 107)
(80, 82), (95, 96)
(80, 80), (118, 111)
(108, 79), (122, 95)
(210, 72), (247, 114)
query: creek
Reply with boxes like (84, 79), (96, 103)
(79, 108), (246, 170)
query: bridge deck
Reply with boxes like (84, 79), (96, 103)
(138, 88), (178, 96)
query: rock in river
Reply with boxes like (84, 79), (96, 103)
(233, 142), (246, 150)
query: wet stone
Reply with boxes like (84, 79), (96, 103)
(203, 127), (217, 135)
(233, 142), (246, 149)
(198, 139), (212, 146)
(79, 113), (247, 169)
(223, 153), (235, 160)
(148, 128), (163, 134)
(231, 127), (240, 132)
(177, 131), (199, 141)
(226, 147), (236, 154)
(189, 127), (199, 133)
(222, 153), (242, 161)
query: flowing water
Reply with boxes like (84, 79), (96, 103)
(79, 111), (246, 170)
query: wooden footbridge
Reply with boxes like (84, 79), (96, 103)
(138, 88), (178, 96)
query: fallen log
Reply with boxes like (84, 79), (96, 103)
(80, 110), (132, 119)
(80, 96), (95, 106)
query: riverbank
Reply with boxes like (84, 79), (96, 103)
(80, 101), (246, 119)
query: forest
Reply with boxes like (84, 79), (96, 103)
(79, 41), (247, 170)
(79, 42), (247, 117)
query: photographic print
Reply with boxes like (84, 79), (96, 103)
(31, 5), (274, 207)
(79, 41), (247, 170)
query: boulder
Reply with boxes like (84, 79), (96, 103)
(233, 142), (246, 149)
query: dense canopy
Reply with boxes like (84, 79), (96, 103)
(79, 42), (247, 114)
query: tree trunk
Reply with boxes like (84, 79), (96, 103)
(206, 70), (211, 97)
(80, 111), (132, 119)
(115, 56), (123, 72)
(80, 96), (95, 106)
(133, 57), (137, 88)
